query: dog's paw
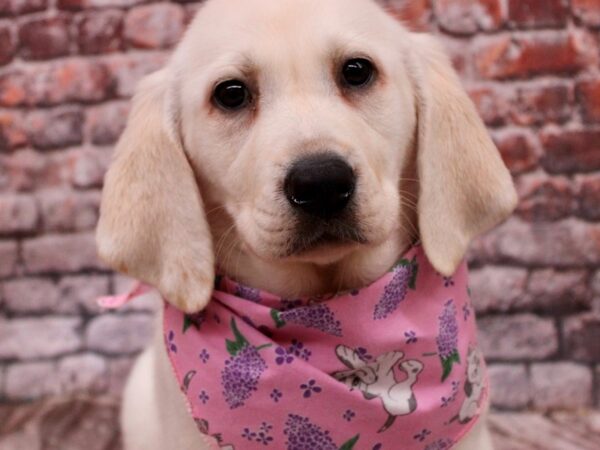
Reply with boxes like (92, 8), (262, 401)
(159, 263), (215, 314)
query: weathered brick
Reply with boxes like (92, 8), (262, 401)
(478, 314), (558, 360)
(113, 273), (161, 312)
(86, 101), (129, 145)
(469, 86), (509, 127)
(530, 362), (593, 409)
(86, 314), (153, 354)
(0, 23), (14, 66)
(434, 0), (504, 34)
(474, 218), (600, 267)
(57, 274), (110, 314)
(510, 84), (572, 126)
(0, 316), (82, 359)
(0, 193), (38, 234)
(488, 364), (530, 409)
(58, 0), (145, 10)
(527, 269), (590, 312)
(107, 356), (135, 396)
(19, 15), (71, 60)
(0, 149), (47, 192)
(0, 0), (47, 15)
(124, 4), (185, 49)
(564, 313), (600, 362)
(70, 147), (112, 188)
(469, 266), (529, 313)
(0, 59), (113, 107)
(103, 52), (167, 97)
(493, 129), (540, 174)
(515, 172), (575, 221)
(576, 174), (600, 221)
(25, 107), (84, 149)
(597, 366), (600, 407)
(0, 241), (18, 277)
(384, 0), (432, 31)
(508, 0), (569, 28)
(22, 232), (103, 273)
(57, 354), (108, 394)
(576, 79), (600, 123)
(541, 128), (600, 174)
(4, 361), (58, 400)
(78, 9), (123, 54)
(475, 32), (584, 80)
(0, 110), (27, 151)
(573, 0), (600, 27)
(38, 189), (101, 232)
(2, 277), (60, 313)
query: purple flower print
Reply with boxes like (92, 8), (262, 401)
(463, 303), (471, 321)
(443, 276), (455, 287)
(300, 379), (322, 398)
(242, 428), (257, 441)
(356, 347), (373, 362)
(287, 339), (312, 361)
(405, 330), (418, 344)
(235, 283), (262, 303)
(425, 438), (453, 450)
(272, 304), (342, 337)
(199, 349), (210, 363)
(270, 389), (282, 402)
(260, 422), (273, 433)
(373, 258), (418, 320)
(221, 319), (268, 409)
(441, 380), (460, 407)
(280, 299), (302, 311)
(183, 311), (206, 333)
(414, 429), (431, 442)
(437, 299), (460, 381)
(343, 409), (356, 422)
(166, 330), (177, 353)
(198, 390), (209, 404)
(242, 423), (274, 446)
(256, 431), (274, 446)
(284, 414), (359, 450)
(275, 346), (294, 365)
(372, 445), (383, 450)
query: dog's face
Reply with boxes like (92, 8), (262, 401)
(97, 0), (517, 312)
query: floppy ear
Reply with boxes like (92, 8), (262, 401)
(96, 69), (214, 313)
(408, 34), (517, 276)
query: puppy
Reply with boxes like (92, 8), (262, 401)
(96, 0), (517, 449)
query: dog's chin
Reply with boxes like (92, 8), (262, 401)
(286, 238), (363, 265)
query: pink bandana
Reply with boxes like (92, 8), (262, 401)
(105, 246), (488, 450)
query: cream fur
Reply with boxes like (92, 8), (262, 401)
(96, 0), (517, 448)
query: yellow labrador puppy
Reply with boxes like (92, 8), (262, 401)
(96, 0), (517, 448)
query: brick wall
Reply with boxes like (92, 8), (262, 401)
(0, 0), (599, 411)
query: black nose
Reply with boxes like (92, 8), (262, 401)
(284, 153), (356, 218)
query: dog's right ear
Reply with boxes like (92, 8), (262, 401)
(96, 69), (214, 313)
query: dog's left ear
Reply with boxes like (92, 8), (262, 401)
(408, 34), (517, 276)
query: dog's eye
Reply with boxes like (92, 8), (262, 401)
(341, 58), (374, 88)
(213, 80), (251, 110)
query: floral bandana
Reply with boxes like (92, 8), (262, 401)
(101, 246), (488, 450)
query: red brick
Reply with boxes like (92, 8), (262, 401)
(470, 266), (529, 313)
(508, 0), (569, 28)
(510, 84), (572, 126)
(58, 0), (144, 10)
(0, 0), (46, 15)
(2, 277), (59, 313)
(78, 9), (123, 55)
(69, 147), (112, 188)
(516, 172), (574, 221)
(576, 79), (600, 123)
(38, 189), (101, 232)
(57, 354), (108, 395)
(103, 52), (167, 97)
(384, 0), (432, 32)
(488, 364), (530, 409)
(478, 314), (558, 360)
(0, 241), (18, 277)
(468, 86), (509, 126)
(563, 313), (600, 362)
(25, 107), (84, 149)
(22, 232), (104, 273)
(577, 174), (600, 220)
(0, 194), (38, 234)
(107, 356), (135, 396)
(124, 4), (184, 49)
(530, 363), (593, 410)
(86, 101), (129, 145)
(57, 274), (110, 313)
(86, 314), (153, 353)
(0, 149), (47, 192)
(4, 361), (58, 400)
(0, 59), (113, 107)
(541, 128), (600, 174)
(474, 218), (600, 267)
(475, 32), (584, 80)
(527, 269), (591, 312)
(0, 111), (27, 151)
(0, 23), (15, 65)
(572, 0), (600, 27)
(19, 15), (71, 60)
(493, 129), (540, 174)
(434, 0), (504, 34)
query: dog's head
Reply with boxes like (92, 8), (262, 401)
(96, 0), (517, 312)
